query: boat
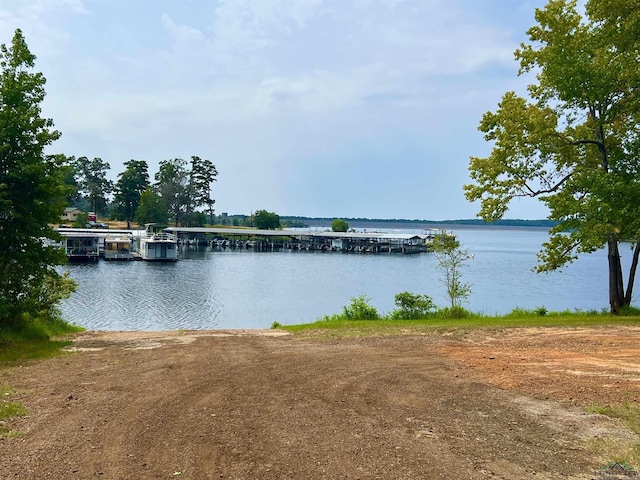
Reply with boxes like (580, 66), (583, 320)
(63, 232), (100, 262)
(138, 224), (178, 261)
(104, 234), (135, 261)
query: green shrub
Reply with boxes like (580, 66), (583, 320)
(390, 292), (436, 320)
(343, 295), (380, 321)
(620, 305), (640, 316)
(436, 306), (471, 319)
(534, 306), (548, 316)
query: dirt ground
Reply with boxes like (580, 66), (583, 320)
(2, 326), (640, 479)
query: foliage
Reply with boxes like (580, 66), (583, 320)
(185, 210), (207, 227)
(253, 209), (281, 230)
(38, 271), (77, 322)
(0, 319), (79, 362)
(435, 306), (471, 319)
(112, 159), (150, 222)
(284, 307), (639, 336)
(331, 219), (349, 232)
(52, 154), (81, 207)
(155, 158), (191, 226)
(464, 0), (640, 313)
(73, 156), (113, 215)
(390, 292), (436, 319)
(431, 233), (472, 308)
(342, 295), (380, 320)
(136, 188), (169, 225)
(190, 156), (218, 223)
(0, 29), (72, 329)
(72, 211), (89, 228)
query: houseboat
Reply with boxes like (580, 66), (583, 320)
(138, 225), (178, 261)
(63, 232), (100, 262)
(104, 234), (135, 261)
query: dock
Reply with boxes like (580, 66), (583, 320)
(164, 227), (447, 254)
(53, 226), (450, 260)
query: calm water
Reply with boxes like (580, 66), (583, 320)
(59, 227), (621, 330)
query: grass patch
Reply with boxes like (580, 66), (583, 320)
(0, 317), (83, 364)
(0, 386), (27, 437)
(587, 403), (640, 469)
(276, 295), (639, 336)
(587, 437), (640, 471)
(590, 403), (640, 436)
(0, 400), (27, 419)
(281, 312), (640, 336)
(0, 337), (75, 363)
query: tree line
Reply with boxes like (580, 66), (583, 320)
(58, 155), (219, 227)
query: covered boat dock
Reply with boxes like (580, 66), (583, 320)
(164, 227), (447, 254)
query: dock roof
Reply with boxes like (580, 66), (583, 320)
(164, 227), (439, 240)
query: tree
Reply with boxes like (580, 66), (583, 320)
(331, 219), (349, 232)
(155, 158), (192, 226)
(112, 159), (150, 222)
(190, 156), (218, 224)
(49, 154), (81, 207)
(74, 156), (113, 215)
(464, 0), (640, 313)
(136, 188), (168, 225)
(0, 29), (73, 327)
(431, 233), (471, 308)
(253, 210), (280, 229)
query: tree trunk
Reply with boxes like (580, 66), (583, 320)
(608, 235), (626, 314)
(625, 239), (640, 306)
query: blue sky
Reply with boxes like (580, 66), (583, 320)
(1, 0), (551, 220)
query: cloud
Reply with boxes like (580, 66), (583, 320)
(0, 0), (86, 56)
(0, 0), (551, 219)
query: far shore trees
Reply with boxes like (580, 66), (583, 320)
(253, 210), (281, 230)
(0, 29), (75, 328)
(464, 0), (640, 313)
(331, 219), (349, 232)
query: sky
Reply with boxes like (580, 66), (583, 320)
(0, 0), (552, 220)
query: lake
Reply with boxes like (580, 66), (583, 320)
(58, 227), (621, 330)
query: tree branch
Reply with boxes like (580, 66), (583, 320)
(517, 172), (573, 197)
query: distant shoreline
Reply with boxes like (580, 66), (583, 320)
(280, 216), (556, 230)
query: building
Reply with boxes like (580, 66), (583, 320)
(61, 207), (82, 223)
